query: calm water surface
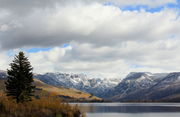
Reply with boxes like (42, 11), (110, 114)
(74, 103), (180, 117)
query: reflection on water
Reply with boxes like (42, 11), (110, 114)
(87, 113), (180, 117)
(74, 103), (180, 117)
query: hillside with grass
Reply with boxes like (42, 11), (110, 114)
(0, 78), (102, 117)
(0, 78), (102, 102)
(0, 78), (88, 117)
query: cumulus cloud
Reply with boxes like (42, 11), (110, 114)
(0, 0), (177, 14)
(0, 0), (180, 78)
(0, 3), (179, 49)
(0, 52), (11, 70)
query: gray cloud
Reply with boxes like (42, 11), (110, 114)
(0, 0), (176, 14)
(0, 0), (180, 77)
(0, 2), (179, 50)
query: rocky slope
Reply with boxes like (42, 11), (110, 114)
(35, 72), (120, 97)
(0, 71), (102, 102)
(1, 70), (180, 102)
(107, 72), (180, 102)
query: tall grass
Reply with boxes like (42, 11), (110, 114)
(0, 94), (85, 117)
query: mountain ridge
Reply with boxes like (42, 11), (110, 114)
(1, 70), (180, 102)
(34, 72), (121, 97)
(107, 72), (180, 102)
(0, 71), (102, 102)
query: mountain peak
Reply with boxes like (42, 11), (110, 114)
(35, 72), (120, 97)
(125, 72), (152, 80)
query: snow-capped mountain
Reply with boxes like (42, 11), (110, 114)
(1, 69), (180, 101)
(107, 72), (180, 101)
(34, 73), (121, 97)
(0, 70), (121, 97)
(117, 72), (168, 91)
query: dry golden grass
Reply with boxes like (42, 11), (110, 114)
(33, 79), (102, 101)
(0, 79), (88, 117)
(0, 95), (85, 117)
(0, 79), (102, 101)
(0, 79), (5, 90)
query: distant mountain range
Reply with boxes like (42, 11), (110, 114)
(34, 73), (120, 97)
(1, 70), (180, 102)
(106, 72), (180, 102)
(0, 71), (102, 102)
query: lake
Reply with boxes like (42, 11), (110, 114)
(74, 103), (180, 117)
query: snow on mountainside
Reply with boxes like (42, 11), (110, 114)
(34, 73), (121, 97)
(0, 70), (120, 97)
(107, 72), (180, 101)
(2, 69), (180, 101)
(124, 72), (168, 89)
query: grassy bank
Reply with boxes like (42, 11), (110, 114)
(0, 94), (85, 117)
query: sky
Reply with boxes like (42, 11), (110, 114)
(0, 0), (180, 78)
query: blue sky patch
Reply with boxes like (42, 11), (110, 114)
(63, 44), (71, 48)
(26, 44), (71, 53)
(26, 47), (52, 53)
(130, 64), (145, 69)
(104, 0), (180, 13)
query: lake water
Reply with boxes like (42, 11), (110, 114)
(75, 103), (180, 117)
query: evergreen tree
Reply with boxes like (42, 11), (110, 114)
(5, 52), (35, 103)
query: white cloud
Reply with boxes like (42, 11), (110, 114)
(0, 0), (180, 78)
(0, 3), (179, 49)
(0, 52), (11, 70)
